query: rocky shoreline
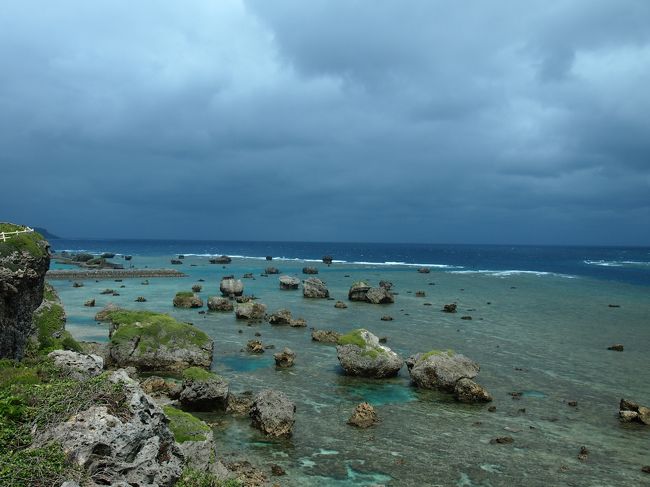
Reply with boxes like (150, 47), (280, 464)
(46, 269), (187, 279)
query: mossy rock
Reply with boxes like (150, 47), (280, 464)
(173, 292), (204, 308)
(28, 285), (82, 357)
(107, 310), (213, 372)
(0, 223), (47, 259)
(337, 329), (368, 348)
(162, 405), (211, 443)
(181, 366), (220, 382)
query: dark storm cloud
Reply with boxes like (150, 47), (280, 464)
(0, 0), (648, 244)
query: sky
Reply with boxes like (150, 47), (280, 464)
(1, 1), (649, 245)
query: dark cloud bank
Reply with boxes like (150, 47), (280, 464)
(1, 0), (648, 245)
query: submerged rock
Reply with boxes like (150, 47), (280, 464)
(303, 277), (329, 298)
(250, 389), (296, 437)
(608, 344), (624, 351)
(179, 367), (229, 411)
(207, 296), (234, 312)
(220, 278), (244, 297)
(173, 292), (203, 308)
(48, 350), (104, 380)
(408, 350), (480, 392)
(442, 303), (457, 313)
(236, 302), (267, 321)
(279, 275), (300, 290)
(274, 347), (296, 367)
(348, 402), (379, 428)
(336, 329), (403, 378)
(311, 329), (341, 343)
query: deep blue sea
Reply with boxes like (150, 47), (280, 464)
(50, 239), (650, 286)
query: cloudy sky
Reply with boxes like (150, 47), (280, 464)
(1, 1), (649, 245)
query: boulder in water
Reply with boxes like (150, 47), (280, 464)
(336, 329), (403, 378)
(250, 389), (296, 437)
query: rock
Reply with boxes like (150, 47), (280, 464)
(347, 402), (379, 428)
(266, 256), (273, 261)
(265, 267), (280, 275)
(100, 288), (114, 295)
(322, 255), (333, 264)
(336, 329), (403, 378)
(173, 292), (203, 308)
(302, 266), (319, 274)
(274, 348), (296, 367)
(192, 284), (202, 292)
(271, 464), (286, 476)
(348, 281), (394, 304)
(348, 281), (372, 301)
(417, 267), (431, 273)
(210, 255), (232, 264)
(235, 295), (252, 303)
(34, 370), (184, 486)
(140, 376), (169, 395)
(247, 340), (265, 353)
(408, 350), (480, 391)
(639, 407), (650, 425)
(442, 303), (457, 313)
(578, 446), (589, 461)
(48, 350), (104, 380)
(61, 481), (81, 487)
(619, 398), (650, 424)
(250, 389), (296, 437)
(334, 301), (348, 309)
(380, 315), (393, 321)
(108, 310), (213, 372)
(311, 329), (341, 343)
(124, 255), (132, 261)
(179, 368), (229, 411)
(73, 282), (84, 288)
(226, 391), (254, 416)
(279, 275), (300, 290)
(135, 296), (146, 302)
(170, 259), (182, 265)
(303, 277), (329, 298)
(453, 378), (493, 403)
(84, 299), (95, 307)
(178, 434), (230, 479)
(620, 410), (640, 422)
(236, 302), (267, 321)
(608, 344), (624, 351)
(220, 278), (244, 297)
(101, 252), (115, 259)
(290, 317), (307, 327)
(567, 400), (578, 407)
(620, 398), (640, 411)
(490, 436), (514, 444)
(642, 466), (650, 474)
(242, 273), (254, 279)
(379, 280), (393, 290)
(207, 296), (234, 312)
(268, 309), (292, 325)
(415, 291), (426, 297)
(461, 315), (472, 320)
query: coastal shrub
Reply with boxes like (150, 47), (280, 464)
(108, 310), (211, 353)
(337, 329), (367, 348)
(0, 442), (82, 487)
(0, 223), (46, 258)
(32, 304), (82, 355)
(182, 367), (219, 381)
(419, 349), (455, 362)
(162, 405), (211, 443)
(176, 468), (241, 487)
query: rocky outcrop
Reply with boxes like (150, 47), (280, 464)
(173, 292), (203, 308)
(347, 402), (378, 428)
(220, 278), (244, 297)
(303, 277), (329, 298)
(268, 309), (292, 325)
(34, 370), (184, 486)
(302, 267), (319, 274)
(235, 302), (267, 321)
(407, 350), (484, 396)
(336, 329), (403, 378)
(179, 368), (229, 411)
(247, 340), (264, 353)
(0, 225), (50, 359)
(274, 348), (295, 367)
(250, 389), (296, 437)
(279, 275), (300, 290)
(107, 310), (213, 372)
(207, 296), (234, 312)
(48, 350), (104, 380)
(619, 398), (650, 425)
(311, 329), (341, 343)
(348, 281), (394, 304)
(454, 377), (493, 403)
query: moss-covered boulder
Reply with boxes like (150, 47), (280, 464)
(107, 310), (213, 372)
(173, 292), (203, 308)
(406, 350), (480, 391)
(179, 367), (229, 411)
(336, 329), (403, 378)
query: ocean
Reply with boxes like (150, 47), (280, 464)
(48, 239), (650, 486)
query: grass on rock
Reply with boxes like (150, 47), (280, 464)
(163, 405), (211, 443)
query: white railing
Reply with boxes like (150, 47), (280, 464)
(0, 226), (34, 242)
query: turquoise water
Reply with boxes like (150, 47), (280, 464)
(51, 252), (650, 486)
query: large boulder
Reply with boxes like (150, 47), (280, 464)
(173, 292), (203, 308)
(179, 367), (229, 411)
(348, 281), (394, 304)
(250, 389), (296, 437)
(348, 281), (371, 301)
(107, 310), (214, 372)
(336, 329), (403, 378)
(407, 350), (480, 391)
(207, 296), (234, 312)
(279, 275), (300, 290)
(34, 370), (184, 486)
(220, 278), (244, 297)
(302, 267), (319, 274)
(303, 277), (329, 298)
(454, 377), (493, 403)
(48, 350), (104, 380)
(235, 302), (267, 321)
(274, 348), (296, 368)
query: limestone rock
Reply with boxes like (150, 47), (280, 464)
(220, 278), (244, 297)
(207, 296), (234, 312)
(173, 292), (203, 308)
(179, 370), (229, 411)
(48, 350), (104, 380)
(311, 329), (341, 343)
(303, 277), (329, 298)
(236, 302), (267, 321)
(279, 275), (300, 290)
(408, 350), (479, 391)
(274, 348), (296, 367)
(347, 402), (379, 428)
(302, 267), (319, 274)
(336, 329), (403, 378)
(454, 378), (493, 403)
(250, 389), (296, 437)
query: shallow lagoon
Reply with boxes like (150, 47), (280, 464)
(52, 253), (650, 486)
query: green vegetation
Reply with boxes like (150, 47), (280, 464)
(0, 358), (129, 487)
(108, 310), (211, 354)
(162, 406), (211, 443)
(176, 468), (241, 487)
(182, 367), (219, 382)
(419, 349), (455, 362)
(43, 283), (56, 302)
(337, 329), (368, 348)
(176, 291), (195, 298)
(32, 304), (82, 355)
(0, 223), (46, 259)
